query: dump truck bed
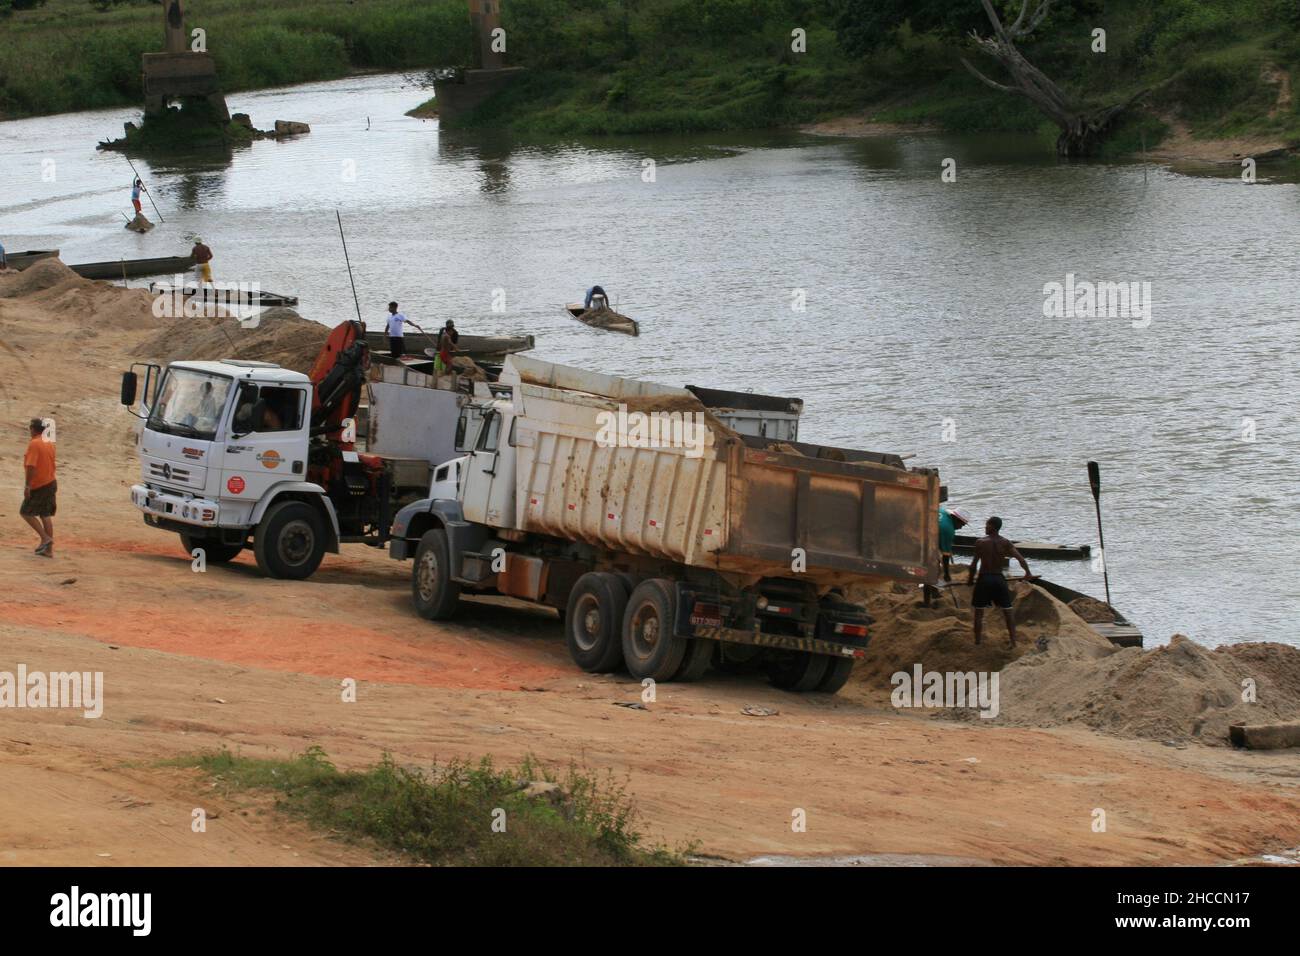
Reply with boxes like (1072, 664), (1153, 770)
(502, 356), (938, 587)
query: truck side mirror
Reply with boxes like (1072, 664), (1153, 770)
(121, 371), (138, 407)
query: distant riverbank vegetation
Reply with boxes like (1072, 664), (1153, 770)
(2, 0), (1297, 157)
(455, 0), (1300, 156)
(0, 0), (472, 118)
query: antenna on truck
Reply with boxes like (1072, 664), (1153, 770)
(336, 210), (363, 325)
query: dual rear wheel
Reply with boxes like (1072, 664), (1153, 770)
(564, 574), (846, 692)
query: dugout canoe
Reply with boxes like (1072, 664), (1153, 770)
(952, 534), (1090, 560)
(5, 249), (60, 270)
(70, 255), (195, 280)
(564, 303), (639, 336)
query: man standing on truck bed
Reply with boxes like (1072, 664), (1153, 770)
(386, 301), (416, 358)
(967, 516), (1035, 647)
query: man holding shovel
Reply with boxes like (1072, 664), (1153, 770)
(967, 516), (1036, 647)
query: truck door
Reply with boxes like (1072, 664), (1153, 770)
(221, 382), (310, 509)
(461, 408), (506, 526)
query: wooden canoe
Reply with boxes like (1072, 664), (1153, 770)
(565, 303), (639, 336)
(952, 534), (1090, 560)
(6, 249), (60, 270)
(1030, 577), (1144, 648)
(147, 282), (299, 308)
(70, 255), (195, 280)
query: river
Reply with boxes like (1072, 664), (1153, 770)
(2, 72), (1297, 649)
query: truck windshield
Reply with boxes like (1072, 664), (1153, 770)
(146, 368), (232, 440)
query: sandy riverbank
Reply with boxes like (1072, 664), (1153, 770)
(1, 259), (1298, 866)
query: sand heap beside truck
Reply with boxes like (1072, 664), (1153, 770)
(389, 355), (940, 693)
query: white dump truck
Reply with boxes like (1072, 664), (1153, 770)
(389, 355), (939, 693)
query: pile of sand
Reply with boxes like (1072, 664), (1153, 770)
(996, 635), (1300, 745)
(132, 306), (329, 374)
(0, 258), (157, 332)
(841, 576), (1300, 745)
(841, 578), (1114, 707)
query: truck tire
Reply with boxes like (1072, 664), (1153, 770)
(622, 579), (688, 682)
(564, 572), (628, 673)
(768, 652), (830, 692)
(412, 529), (461, 620)
(673, 638), (714, 682)
(815, 656), (856, 694)
(179, 533), (242, 564)
(253, 500), (326, 580)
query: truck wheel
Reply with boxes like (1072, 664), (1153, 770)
(673, 638), (714, 682)
(412, 529), (460, 620)
(564, 572), (628, 672)
(768, 652), (830, 692)
(179, 533), (242, 564)
(253, 501), (326, 580)
(622, 579), (688, 682)
(815, 656), (856, 694)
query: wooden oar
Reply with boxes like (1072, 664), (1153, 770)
(1087, 460), (1112, 606)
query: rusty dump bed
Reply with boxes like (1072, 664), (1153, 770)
(502, 356), (940, 588)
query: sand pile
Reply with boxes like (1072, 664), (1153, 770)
(996, 635), (1300, 745)
(0, 258), (157, 331)
(132, 307), (330, 374)
(841, 578), (1114, 706)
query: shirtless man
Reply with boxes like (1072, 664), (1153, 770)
(966, 516), (1036, 646)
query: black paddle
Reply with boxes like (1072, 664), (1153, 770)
(1087, 460), (1112, 606)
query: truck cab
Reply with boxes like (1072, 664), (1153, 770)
(126, 359), (341, 576)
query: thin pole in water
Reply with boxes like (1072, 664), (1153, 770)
(1087, 460), (1112, 606)
(336, 210), (363, 325)
(124, 156), (165, 223)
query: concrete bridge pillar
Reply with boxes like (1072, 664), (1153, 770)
(469, 0), (506, 70)
(163, 0), (188, 54)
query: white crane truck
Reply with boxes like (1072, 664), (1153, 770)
(388, 355), (940, 693)
(120, 321), (464, 578)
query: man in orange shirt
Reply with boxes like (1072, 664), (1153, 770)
(21, 417), (56, 557)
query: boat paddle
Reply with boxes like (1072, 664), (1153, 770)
(1087, 460), (1113, 606)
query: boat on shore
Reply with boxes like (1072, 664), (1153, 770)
(70, 255), (195, 280)
(1031, 577), (1144, 647)
(5, 249), (60, 270)
(564, 303), (639, 336)
(147, 282), (298, 308)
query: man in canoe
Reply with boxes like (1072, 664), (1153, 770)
(190, 237), (214, 285)
(584, 285), (609, 310)
(131, 177), (146, 215)
(966, 516), (1036, 647)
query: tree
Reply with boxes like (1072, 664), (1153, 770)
(961, 0), (1148, 156)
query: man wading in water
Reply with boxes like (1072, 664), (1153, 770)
(966, 516), (1036, 646)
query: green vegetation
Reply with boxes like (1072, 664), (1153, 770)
(2, 0), (1298, 155)
(0, 0), (472, 118)
(440, 0), (1300, 153)
(167, 746), (687, 866)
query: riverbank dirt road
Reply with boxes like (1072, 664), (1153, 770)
(3, 263), (1299, 866)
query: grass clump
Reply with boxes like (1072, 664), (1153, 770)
(168, 746), (688, 867)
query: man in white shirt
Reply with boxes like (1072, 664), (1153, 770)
(386, 301), (414, 357)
